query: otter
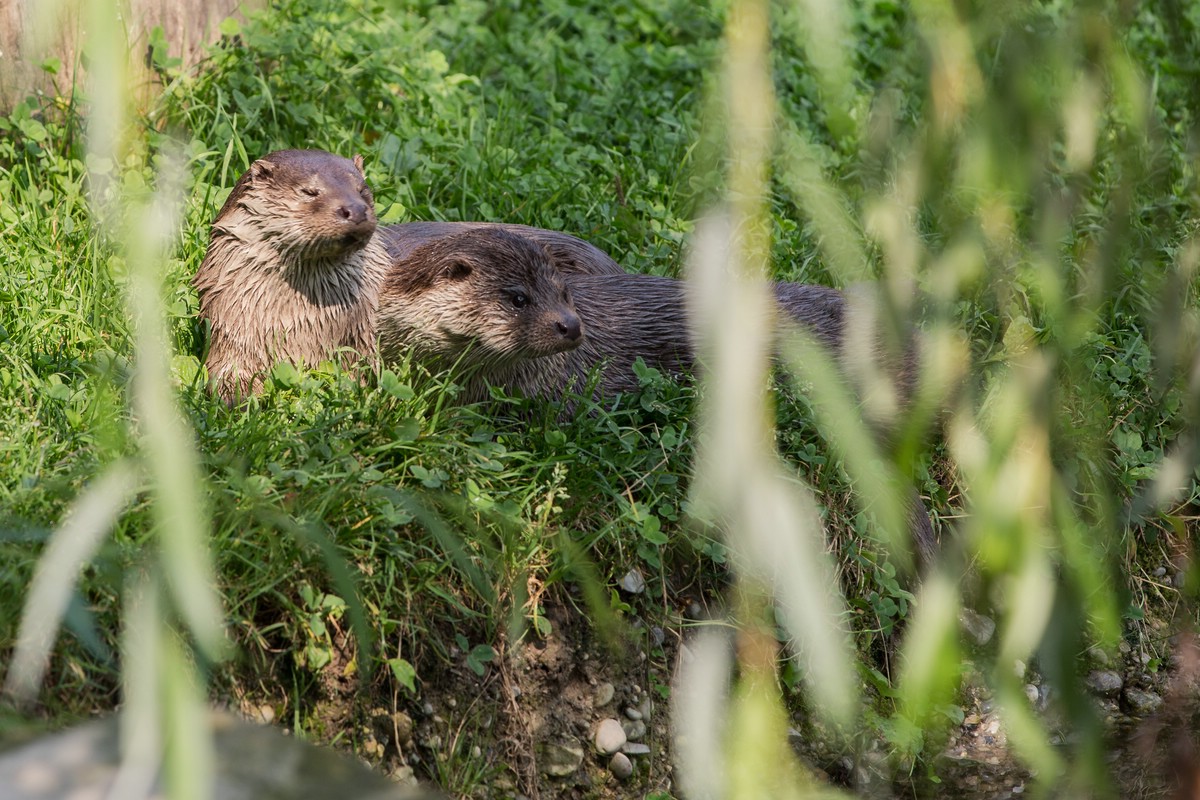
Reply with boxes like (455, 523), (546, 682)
(193, 149), (388, 402)
(376, 228), (585, 402)
(374, 228), (934, 563)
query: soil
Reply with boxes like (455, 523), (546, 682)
(218, 583), (1200, 800)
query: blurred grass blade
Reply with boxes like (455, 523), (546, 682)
(2, 461), (137, 707)
(111, 571), (164, 800)
(124, 154), (227, 660)
(895, 571), (960, 752)
(672, 628), (733, 800)
(777, 120), (871, 285)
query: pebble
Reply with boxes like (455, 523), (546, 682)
(539, 741), (585, 777)
(421, 702), (434, 716)
(622, 742), (651, 756)
(1085, 670), (1124, 697)
(625, 706), (643, 721)
(1122, 688), (1164, 716)
(1087, 646), (1110, 667)
(621, 719), (647, 741)
(594, 682), (615, 707)
(1153, 566), (1167, 578)
(651, 626), (665, 647)
(594, 719), (627, 755)
(620, 569), (646, 594)
(608, 752), (634, 780)
(959, 609), (996, 647)
(1024, 684), (1039, 706)
(638, 697), (653, 721)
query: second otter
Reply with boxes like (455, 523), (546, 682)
(376, 228), (585, 401)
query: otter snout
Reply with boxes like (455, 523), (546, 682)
(337, 199), (371, 226)
(556, 311), (583, 343)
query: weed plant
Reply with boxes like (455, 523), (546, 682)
(1, 0), (1198, 795)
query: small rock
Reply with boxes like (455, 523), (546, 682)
(620, 569), (646, 594)
(1085, 670), (1123, 697)
(621, 719), (646, 741)
(608, 752), (634, 780)
(421, 702), (434, 716)
(446, 696), (457, 709)
(622, 742), (651, 756)
(594, 719), (627, 755)
(471, 745), (482, 759)
(959, 609), (996, 647)
(1024, 684), (1039, 706)
(247, 704), (275, 724)
(391, 765), (417, 785)
(1012, 784), (1025, 795)
(1012, 660), (1026, 680)
(1122, 688), (1164, 716)
(963, 714), (981, 726)
(638, 697), (653, 721)
(1153, 566), (1167, 578)
(540, 740), (585, 777)
(625, 706), (643, 721)
(1087, 646), (1110, 667)
(594, 682), (615, 708)
(651, 626), (665, 647)
(688, 601), (702, 618)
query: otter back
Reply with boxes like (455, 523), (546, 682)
(194, 149), (386, 403)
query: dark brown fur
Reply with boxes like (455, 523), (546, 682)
(376, 229), (584, 401)
(377, 221), (625, 277)
(193, 149), (387, 402)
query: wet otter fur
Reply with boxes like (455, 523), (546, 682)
(376, 228), (584, 401)
(193, 149), (388, 402)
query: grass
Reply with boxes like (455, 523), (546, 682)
(2, 0), (1199, 796)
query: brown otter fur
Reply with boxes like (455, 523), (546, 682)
(193, 149), (388, 402)
(376, 228), (584, 401)
(377, 221), (625, 278)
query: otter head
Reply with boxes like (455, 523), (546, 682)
(217, 149), (378, 263)
(386, 228), (584, 365)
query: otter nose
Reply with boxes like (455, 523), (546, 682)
(556, 313), (582, 342)
(338, 200), (369, 225)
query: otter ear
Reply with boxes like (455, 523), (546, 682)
(250, 159), (275, 181)
(445, 259), (473, 280)
(352, 154), (365, 173)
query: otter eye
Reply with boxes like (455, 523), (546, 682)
(301, 187), (320, 198)
(510, 292), (529, 309)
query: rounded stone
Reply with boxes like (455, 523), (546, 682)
(539, 741), (585, 777)
(1085, 670), (1123, 697)
(594, 682), (615, 708)
(594, 719), (627, 755)
(608, 752), (634, 780)
(1122, 688), (1164, 716)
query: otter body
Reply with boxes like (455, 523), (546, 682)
(194, 149), (388, 402)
